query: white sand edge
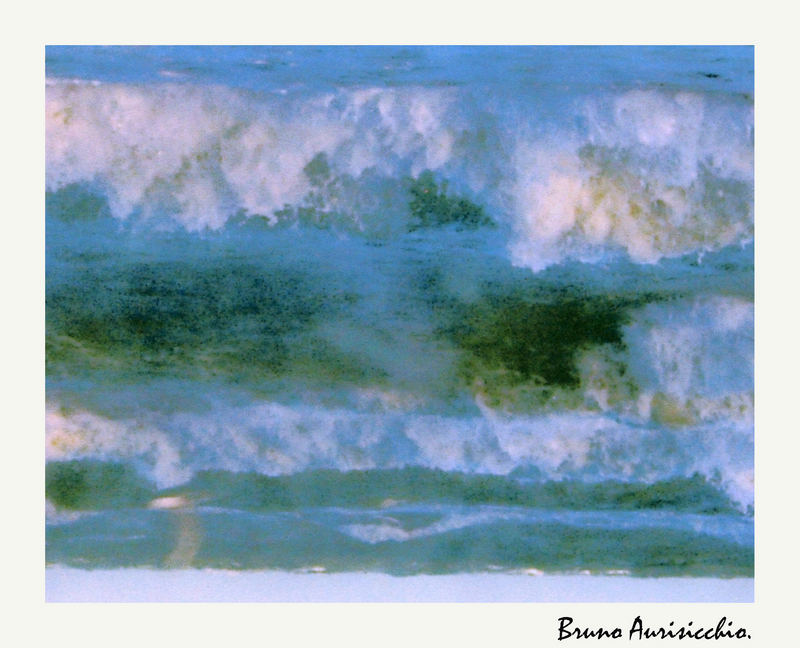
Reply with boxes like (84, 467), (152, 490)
(45, 567), (754, 602)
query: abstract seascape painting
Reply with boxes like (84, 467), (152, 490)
(45, 46), (753, 602)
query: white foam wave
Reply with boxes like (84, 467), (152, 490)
(45, 398), (753, 509)
(343, 510), (501, 544)
(45, 407), (190, 488)
(46, 83), (462, 233)
(509, 90), (753, 270)
(581, 295), (755, 426)
(46, 82), (753, 268)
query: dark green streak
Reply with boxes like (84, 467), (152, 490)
(407, 171), (493, 230)
(46, 259), (363, 384)
(47, 463), (738, 515)
(46, 461), (154, 510)
(437, 291), (657, 391)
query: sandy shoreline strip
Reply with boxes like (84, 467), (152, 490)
(45, 567), (753, 602)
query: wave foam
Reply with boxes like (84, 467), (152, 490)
(45, 399), (753, 509)
(509, 90), (753, 270)
(46, 82), (753, 269)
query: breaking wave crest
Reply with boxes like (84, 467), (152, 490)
(46, 80), (753, 269)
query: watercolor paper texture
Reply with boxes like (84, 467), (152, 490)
(45, 46), (753, 598)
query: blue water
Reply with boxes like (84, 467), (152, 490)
(45, 46), (753, 580)
(46, 45), (753, 94)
